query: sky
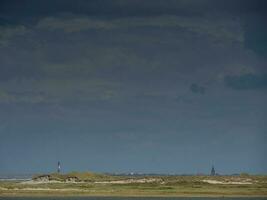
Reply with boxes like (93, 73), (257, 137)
(0, 0), (267, 175)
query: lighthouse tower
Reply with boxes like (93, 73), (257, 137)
(210, 165), (215, 176)
(57, 161), (61, 173)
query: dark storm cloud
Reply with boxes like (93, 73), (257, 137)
(224, 73), (267, 90)
(1, 0), (267, 23)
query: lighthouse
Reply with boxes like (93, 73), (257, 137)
(210, 165), (215, 176)
(57, 161), (61, 173)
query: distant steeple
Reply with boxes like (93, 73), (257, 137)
(210, 165), (215, 176)
(57, 161), (61, 173)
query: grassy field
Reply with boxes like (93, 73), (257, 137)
(1, 173), (267, 197)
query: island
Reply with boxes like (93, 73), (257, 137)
(0, 172), (267, 197)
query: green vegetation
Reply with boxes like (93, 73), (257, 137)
(0, 172), (267, 197)
(32, 171), (121, 182)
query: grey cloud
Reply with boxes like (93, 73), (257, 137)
(224, 73), (267, 90)
(190, 83), (206, 94)
(0, 78), (119, 104)
(0, 89), (45, 104)
(243, 15), (267, 57)
(0, 25), (28, 46)
(36, 15), (244, 42)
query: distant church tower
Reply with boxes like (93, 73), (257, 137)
(57, 161), (61, 173)
(210, 165), (215, 176)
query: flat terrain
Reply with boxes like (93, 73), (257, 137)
(0, 172), (267, 197)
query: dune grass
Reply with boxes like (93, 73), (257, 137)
(1, 173), (267, 197)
